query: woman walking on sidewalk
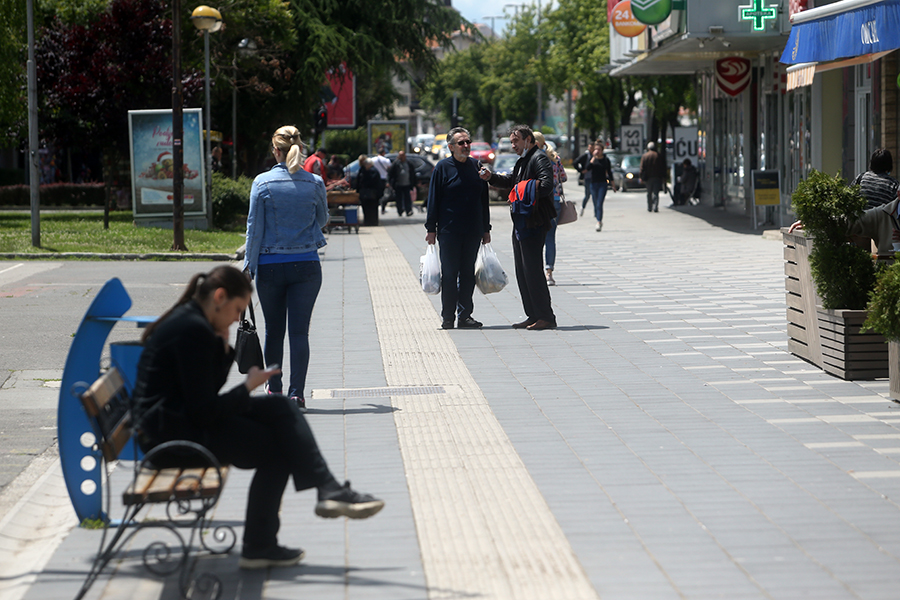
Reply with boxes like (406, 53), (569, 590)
(133, 265), (384, 570)
(535, 132), (566, 286)
(244, 125), (328, 412)
(589, 145), (614, 232)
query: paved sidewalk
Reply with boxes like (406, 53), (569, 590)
(12, 185), (900, 599)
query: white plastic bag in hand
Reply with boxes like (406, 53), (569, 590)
(420, 245), (442, 295)
(474, 243), (508, 294)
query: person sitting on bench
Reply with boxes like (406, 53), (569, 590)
(132, 265), (384, 570)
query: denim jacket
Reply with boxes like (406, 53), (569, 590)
(243, 163), (329, 277)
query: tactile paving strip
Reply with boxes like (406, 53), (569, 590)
(359, 228), (599, 600)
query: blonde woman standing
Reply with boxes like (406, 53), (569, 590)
(534, 132), (567, 286)
(244, 125), (329, 412)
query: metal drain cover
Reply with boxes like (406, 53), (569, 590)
(325, 386), (447, 398)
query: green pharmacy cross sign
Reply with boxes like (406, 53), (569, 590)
(739, 0), (777, 31)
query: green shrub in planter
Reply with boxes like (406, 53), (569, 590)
(791, 169), (876, 309)
(864, 261), (900, 340)
(211, 172), (253, 230)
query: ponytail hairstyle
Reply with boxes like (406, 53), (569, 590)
(533, 131), (558, 162)
(141, 265), (253, 342)
(272, 125), (305, 174)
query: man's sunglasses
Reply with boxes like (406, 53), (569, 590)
(453, 139), (472, 146)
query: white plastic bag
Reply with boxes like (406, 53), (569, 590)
(420, 245), (442, 295)
(475, 243), (508, 294)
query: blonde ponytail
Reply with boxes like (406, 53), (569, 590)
(271, 125), (306, 174)
(285, 145), (303, 174)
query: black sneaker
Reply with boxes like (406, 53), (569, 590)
(441, 319), (454, 329)
(291, 396), (307, 413)
(315, 481), (385, 519)
(239, 545), (305, 569)
(457, 317), (483, 329)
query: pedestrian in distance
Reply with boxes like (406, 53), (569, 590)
(425, 127), (491, 330)
(480, 124), (557, 330)
(356, 155), (382, 227)
(534, 131), (566, 286)
(244, 125), (328, 413)
(589, 145), (614, 232)
(852, 148), (899, 209)
(371, 147), (392, 214)
(303, 146), (346, 191)
(573, 141), (594, 217)
(640, 141), (666, 213)
(389, 150), (418, 217)
(132, 265), (384, 571)
(677, 158), (699, 206)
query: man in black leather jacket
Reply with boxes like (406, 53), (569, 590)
(480, 124), (557, 330)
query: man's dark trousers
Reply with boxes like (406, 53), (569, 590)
(437, 232), (481, 322)
(395, 186), (413, 215)
(512, 230), (554, 323)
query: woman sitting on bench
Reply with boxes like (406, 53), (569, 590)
(132, 265), (384, 569)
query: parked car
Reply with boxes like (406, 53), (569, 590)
(412, 134), (434, 156)
(497, 138), (513, 154)
(604, 151), (623, 169)
(612, 154), (644, 191)
(344, 153), (436, 198)
(436, 140), (452, 161)
(430, 134), (447, 159)
(469, 141), (495, 165)
(487, 153), (519, 202)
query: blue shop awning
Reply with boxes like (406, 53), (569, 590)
(781, 0), (900, 64)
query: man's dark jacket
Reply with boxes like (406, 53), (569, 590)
(573, 150), (591, 175)
(489, 146), (557, 231)
(388, 158), (418, 189)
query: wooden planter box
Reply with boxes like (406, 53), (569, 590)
(783, 229), (888, 380)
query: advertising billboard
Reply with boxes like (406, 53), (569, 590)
(128, 109), (206, 219)
(324, 64), (356, 129)
(367, 120), (408, 155)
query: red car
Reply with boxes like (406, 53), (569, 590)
(469, 141), (495, 165)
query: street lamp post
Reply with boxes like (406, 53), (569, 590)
(232, 38), (256, 180)
(26, 0), (39, 247)
(191, 5), (222, 230)
(482, 15), (503, 39)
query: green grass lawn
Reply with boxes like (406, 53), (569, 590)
(0, 212), (245, 255)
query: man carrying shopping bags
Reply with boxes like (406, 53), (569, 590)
(425, 127), (492, 330)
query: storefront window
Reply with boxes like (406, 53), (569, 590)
(788, 86), (812, 193)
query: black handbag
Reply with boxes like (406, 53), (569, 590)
(234, 301), (264, 374)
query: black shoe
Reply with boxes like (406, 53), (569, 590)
(316, 481), (385, 519)
(239, 545), (305, 569)
(291, 396), (307, 413)
(406, 211), (413, 216)
(457, 316), (483, 329)
(441, 319), (454, 329)
(526, 319), (557, 331)
(512, 318), (536, 329)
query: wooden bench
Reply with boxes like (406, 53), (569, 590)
(74, 367), (233, 600)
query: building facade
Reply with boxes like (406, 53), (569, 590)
(610, 0), (900, 226)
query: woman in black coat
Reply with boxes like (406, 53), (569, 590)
(356, 155), (383, 226)
(133, 265), (384, 569)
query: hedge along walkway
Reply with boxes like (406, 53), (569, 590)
(0, 252), (240, 261)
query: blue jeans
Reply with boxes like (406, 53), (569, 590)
(582, 174), (592, 209)
(591, 180), (609, 223)
(545, 197), (560, 270)
(256, 260), (322, 399)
